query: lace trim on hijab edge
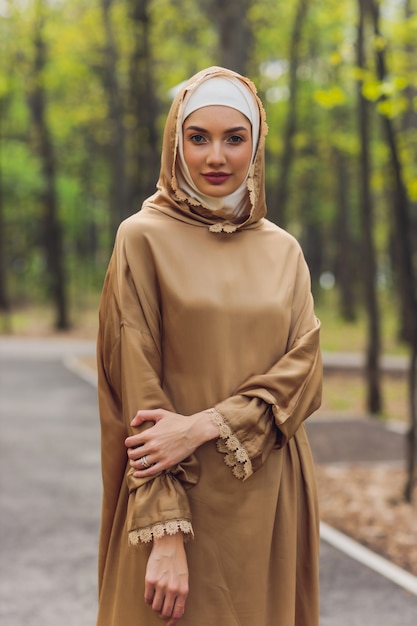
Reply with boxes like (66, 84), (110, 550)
(128, 519), (194, 546)
(171, 163), (257, 234)
(207, 408), (253, 480)
(171, 184), (238, 233)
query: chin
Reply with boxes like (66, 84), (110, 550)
(199, 184), (239, 198)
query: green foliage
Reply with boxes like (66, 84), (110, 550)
(1, 141), (43, 200)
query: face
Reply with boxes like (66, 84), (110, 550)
(182, 105), (252, 198)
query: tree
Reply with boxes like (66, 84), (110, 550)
(127, 0), (159, 210)
(198, 0), (254, 73)
(100, 0), (129, 239)
(333, 143), (358, 322)
(27, 2), (69, 330)
(356, 0), (382, 414)
(273, 0), (309, 227)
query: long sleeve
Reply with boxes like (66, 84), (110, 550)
(211, 252), (322, 480)
(97, 221), (199, 557)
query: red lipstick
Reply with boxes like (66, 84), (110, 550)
(202, 172), (231, 185)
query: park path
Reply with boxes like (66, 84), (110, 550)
(0, 337), (416, 626)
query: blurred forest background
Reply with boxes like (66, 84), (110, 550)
(0, 0), (416, 494)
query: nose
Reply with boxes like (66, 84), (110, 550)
(206, 141), (226, 166)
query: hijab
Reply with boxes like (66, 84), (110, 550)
(176, 76), (260, 219)
(150, 67), (268, 233)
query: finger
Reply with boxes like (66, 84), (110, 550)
(126, 440), (154, 460)
(160, 593), (175, 619)
(144, 582), (155, 606)
(125, 434), (145, 449)
(126, 444), (144, 459)
(133, 461), (163, 478)
(131, 409), (165, 426)
(151, 590), (165, 614)
(131, 454), (154, 469)
(171, 594), (187, 620)
(164, 596), (186, 625)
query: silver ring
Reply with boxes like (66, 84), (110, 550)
(140, 455), (151, 469)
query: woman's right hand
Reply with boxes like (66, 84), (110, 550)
(126, 408), (219, 476)
(145, 533), (189, 625)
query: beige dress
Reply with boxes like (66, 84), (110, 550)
(96, 67), (322, 626)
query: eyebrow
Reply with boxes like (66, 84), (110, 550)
(184, 125), (250, 133)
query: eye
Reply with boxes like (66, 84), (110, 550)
(227, 135), (244, 144)
(190, 134), (207, 144)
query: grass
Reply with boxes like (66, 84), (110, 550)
(0, 299), (100, 339)
(320, 373), (409, 423)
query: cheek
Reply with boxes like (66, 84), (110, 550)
(183, 145), (199, 171)
(237, 145), (253, 173)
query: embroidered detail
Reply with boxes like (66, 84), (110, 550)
(208, 222), (238, 234)
(222, 223), (238, 233)
(207, 408), (252, 480)
(173, 185), (201, 206)
(128, 520), (194, 546)
(247, 166), (256, 208)
(208, 222), (222, 233)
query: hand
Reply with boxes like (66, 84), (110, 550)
(145, 533), (189, 625)
(125, 408), (219, 477)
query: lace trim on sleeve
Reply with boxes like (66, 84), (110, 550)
(207, 408), (253, 480)
(128, 519), (194, 546)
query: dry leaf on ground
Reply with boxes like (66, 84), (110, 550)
(316, 464), (417, 576)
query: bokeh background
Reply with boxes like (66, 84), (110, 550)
(0, 0), (416, 572)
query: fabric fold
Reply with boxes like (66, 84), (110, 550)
(97, 230), (200, 570)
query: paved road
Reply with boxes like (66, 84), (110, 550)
(0, 342), (100, 626)
(1, 338), (416, 626)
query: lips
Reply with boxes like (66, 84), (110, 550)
(202, 172), (231, 185)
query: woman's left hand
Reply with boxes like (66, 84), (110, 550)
(125, 408), (218, 476)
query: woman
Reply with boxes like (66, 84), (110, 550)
(96, 66), (322, 626)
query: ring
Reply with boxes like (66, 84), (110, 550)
(140, 456), (151, 469)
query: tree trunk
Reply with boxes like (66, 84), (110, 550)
(101, 0), (129, 240)
(298, 141), (322, 293)
(333, 146), (357, 322)
(198, 0), (253, 74)
(369, 0), (417, 501)
(127, 0), (159, 210)
(272, 0), (309, 227)
(28, 5), (69, 330)
(399, 0), (417, 342)
(356, 0), (382, 414)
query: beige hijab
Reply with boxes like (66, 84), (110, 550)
(176, 75), (260, 218)
(149, 67), (269, 233)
